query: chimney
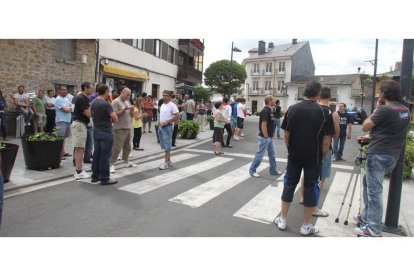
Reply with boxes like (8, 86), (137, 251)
(292, 39), (298, 44)
(258, 40), (266, 55)
(268, 42), (274, 49)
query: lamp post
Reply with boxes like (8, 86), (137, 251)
(229, 42), (241, 98)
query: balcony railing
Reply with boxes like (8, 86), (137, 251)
(350, 89), (363, 98)
(250, 69), (261, 77)
(178, 64), (202, 84)
(262, 69), (273, 77)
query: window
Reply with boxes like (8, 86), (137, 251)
(153, 39), (161, 57)
(132, 39), (144, 50)
(265, 81), (271, 90)
(168, 46), (175, 63)
(253, 63), (260, 73)
(298, 87), (305, 100)
(55, 39), (75, 61)
(278, 61), (286, 72)
(121, 39), (133, 46)
(253, 81), (259, 90)
(266, 62), (272, 73)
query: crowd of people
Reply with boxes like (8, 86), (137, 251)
(0, 79), (411, 236)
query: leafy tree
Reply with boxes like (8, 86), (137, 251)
(204, 60), (247, 98)
(194, 85), (210, 103)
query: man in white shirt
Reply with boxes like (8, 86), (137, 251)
(184, 94), (195, 120)
(158, 90), (180, 170)
(234, 98), (246, 140)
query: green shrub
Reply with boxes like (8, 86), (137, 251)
(178, 120), (200, 139)
(26, 128), (63, 142)
(206, 115), (214, 122)
(403, 131), (414, 179)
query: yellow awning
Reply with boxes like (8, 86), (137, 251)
(103, 65), (150, 80)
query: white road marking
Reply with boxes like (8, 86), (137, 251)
(169, 163), (269, 208)
(314, 171), (359, 237)
(233, 174), (292, 224)
(118, 157), (232, 194)
(77, 153), (199, 183)
(183, 148), (288, 163)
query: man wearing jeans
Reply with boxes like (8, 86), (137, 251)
(158, 90), (179, 170)
(249, 95), (282, 178)
(354, 80), (410, 237)
(90, 84), (118, 185)
(332, 103), (352, 161)
(273, 99), (282, 139)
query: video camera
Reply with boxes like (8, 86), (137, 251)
(357, 136), (371, 147)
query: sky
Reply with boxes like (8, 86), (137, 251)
(202, 38), (405, 78)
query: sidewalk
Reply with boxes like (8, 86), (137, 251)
(4, 124), (214, 192)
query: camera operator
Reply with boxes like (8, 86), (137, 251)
(354, 80), (410, 237)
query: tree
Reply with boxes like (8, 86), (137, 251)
(194, 85), (210, 103)
(204, 60), (247, 98)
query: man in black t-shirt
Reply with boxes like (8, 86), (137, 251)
(72, 82), (93, 180)
(90, 84), (118, 185)
(249, 95), (282, 178)
(274, 81), (334, 236)
(273, 99), (282, 138)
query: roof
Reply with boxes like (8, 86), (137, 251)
(243, 41), (308, 62)
(288, 74), (359, 85)
(381, 68), (414, 77)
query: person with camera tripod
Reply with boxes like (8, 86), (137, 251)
(354, 80), (410, 237)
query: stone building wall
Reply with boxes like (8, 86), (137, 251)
(0, 39), (96, 107)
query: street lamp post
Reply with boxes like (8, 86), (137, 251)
(229, 42), (241, 98)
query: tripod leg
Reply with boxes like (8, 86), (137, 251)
(335, 172), (355, 223)
(344, 172), (359, 225)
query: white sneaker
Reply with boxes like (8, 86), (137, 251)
(274, 217), (287, 230)
(241, 133), (245, 137)
(128, 162), (137, 167)
(74, 170), (91, 180)
(167, 161), (173, 168)
(234, 136), (240, 141)
(117, 156), (121, 161)
(110, 165), (115, 173)
(250, 172), (260, 177)
(159, 162), (169, 170)
(300, 224), (319, 236)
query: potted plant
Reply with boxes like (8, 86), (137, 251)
(0, 142), (19, 182)
(178, 120), (200, 139)
(21, 129), (64, 170)
(206, 115), (214, 130)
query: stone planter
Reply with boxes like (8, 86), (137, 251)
(21, 137), (63, 170)
(0, 143), (19, 182)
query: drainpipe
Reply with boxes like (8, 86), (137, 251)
(95, 39), (100, 83)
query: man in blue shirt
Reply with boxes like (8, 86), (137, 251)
(54, 85), (73, 158)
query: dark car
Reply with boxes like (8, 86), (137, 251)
(350, 108), (367, 124)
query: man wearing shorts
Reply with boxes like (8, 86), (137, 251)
(54, 85), (73, 158)
(158, 90), (179, 170)
(72, 82), (93, 180)
(234, 98), (246, 140)
(274, 81), (334, 236)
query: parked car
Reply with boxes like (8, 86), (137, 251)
(348, 108), (367, 124)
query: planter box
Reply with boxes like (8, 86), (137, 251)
(21, 137), (63, 170)
(0, 143), (19, 182)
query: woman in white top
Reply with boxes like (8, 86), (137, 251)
(45, 89), (56, 133)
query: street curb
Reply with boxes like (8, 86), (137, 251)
(4, 135), (211, 193)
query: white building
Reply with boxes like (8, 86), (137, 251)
(242, 39), (315, 113)
(286, 74), (363, 112)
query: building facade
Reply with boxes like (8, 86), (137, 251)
(0, 39), (96, 102)
(97, 39), (204, 99)
(286, 74), (363, 112)
(242, 39), (315, 113)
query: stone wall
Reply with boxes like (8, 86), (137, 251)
(0, 39), (96, 106)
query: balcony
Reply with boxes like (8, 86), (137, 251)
(276, 71), (286, 77)
(350, 89), (363, 98)
(177, 64), (202, 84)
(262, 69), (273, 77)
(248, 88), (273, 96)
(250, 69), (261, 77)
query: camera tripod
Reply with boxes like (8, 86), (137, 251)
(334, 140), (368, 225)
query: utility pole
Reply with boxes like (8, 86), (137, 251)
(371, 39), (378, 114)
(383, 39), (414, 236)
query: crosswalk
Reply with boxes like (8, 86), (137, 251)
(80, 150), (360, 236)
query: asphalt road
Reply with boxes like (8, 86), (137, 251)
(0, 118), (366, 237)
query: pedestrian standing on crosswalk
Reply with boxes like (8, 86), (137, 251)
(354, 80), (410, 237)
(213, 101), (227, 155)
(249, 95), (282, 178)
(274, 81), (334, 236)
(158, 90), (180, 170)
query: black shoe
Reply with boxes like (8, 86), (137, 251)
(226, 145), (233, 148)
(84, 160), (93, 164)
(91, 178), (100, 183)
(100, 179), (118, 185)
(172, 144), (177, 147)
